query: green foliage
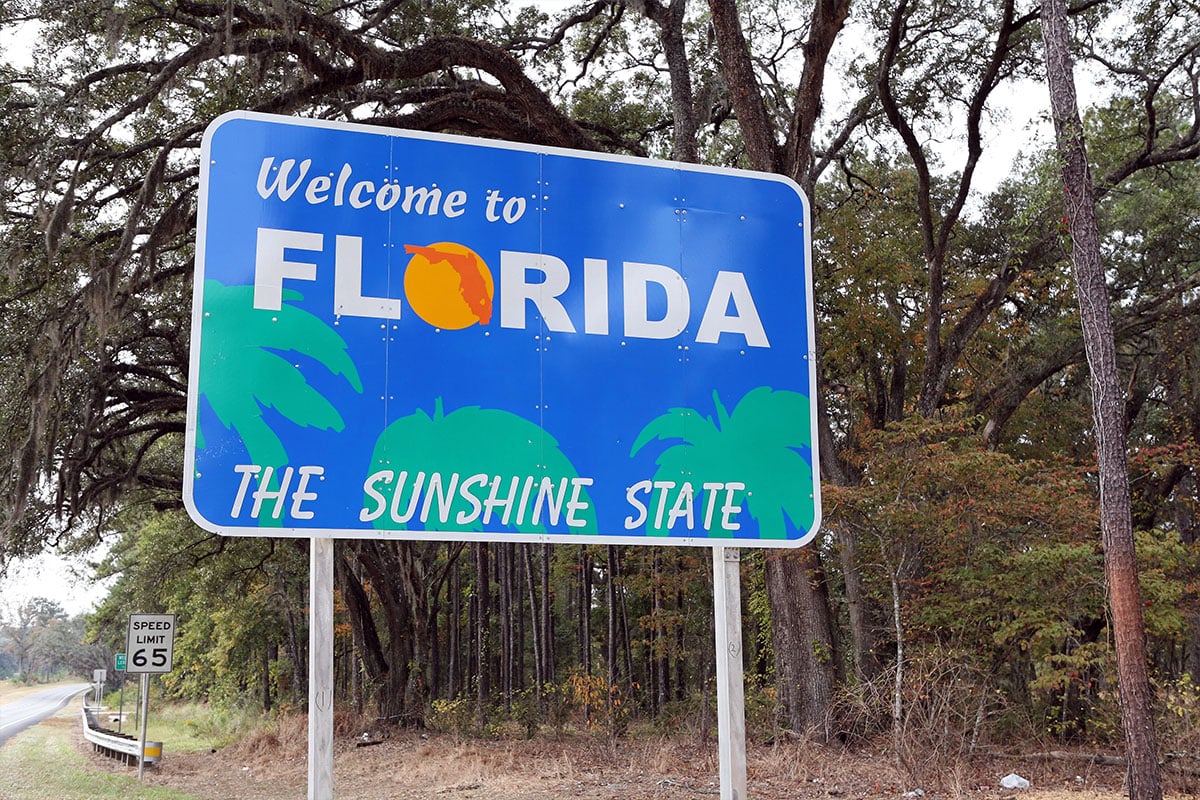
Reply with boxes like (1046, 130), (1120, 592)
(143, 700), (264, 752)
(88, 508), (307, 711)
(567, 671), (636, 737)
(511, 686), (541, 738)
(827, 416), (1117, 736)
(1157, 675), (1200, 759)
(1, 598), (101, 680)
(429, 696), (475, 737)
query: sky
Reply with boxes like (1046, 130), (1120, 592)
(0, 551), (108, 618)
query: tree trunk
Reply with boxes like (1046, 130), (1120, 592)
(640, 0), (699, 164)
(276, 566), (307, 703)
(476, 542), (491, 721)
(262, 644), (273, 712)
(607, 545), (619, 693)
(616, 548), (635, 688)
(499, 543), (513, 708)
(524, 544), (543, 698)
(675, 552), (687, 701)
(1040, 2), (1162, 798)
(582, 546), (593, 722)
(653, 547), (669, 714)
(429, 572), (442, 700)
(765, 548), (837, 741)
(889, 562), (905, 764)
(515, 543), (526, 693)
(449, 559), (461, 698)
(467, 582), (477, 697)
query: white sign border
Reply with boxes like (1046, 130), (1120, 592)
(125, 613), (177, 674)
(184, 111), (821, 549)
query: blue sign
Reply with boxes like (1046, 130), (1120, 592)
(185, 111), (819, 546)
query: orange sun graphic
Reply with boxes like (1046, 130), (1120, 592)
(402, 242), (494, 330)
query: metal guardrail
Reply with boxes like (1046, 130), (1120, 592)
(80, 707), (162, 766)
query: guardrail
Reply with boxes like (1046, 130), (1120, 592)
(80, 706), (162, 766)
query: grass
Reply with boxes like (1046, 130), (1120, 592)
(0, 681), (260, 798)
(99, 689), (267, 753)
(148, 701), (263, 752)
(0, 713), (203, 800)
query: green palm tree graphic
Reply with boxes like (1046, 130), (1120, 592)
(630, 387), (814, 539)
(197, 280), (363, 523)
(362, 398), (597, 535)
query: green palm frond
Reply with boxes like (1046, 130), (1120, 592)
(630, 408), (722, 458)
(198, 280), (363, 464)
(196, 280), (364, 529)
(631, 387), (814, 539)
(364, 398), (597, 535)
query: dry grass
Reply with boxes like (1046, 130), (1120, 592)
(103, 713), (1174, 800)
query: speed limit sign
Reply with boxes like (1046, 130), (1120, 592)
(125, 614), (176, 674)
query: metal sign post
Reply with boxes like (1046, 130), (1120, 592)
(713, 547), (747, 800)
(92, 668), (106, 706)
(137, 673), (150, 781)
(309, 538), (334, 800)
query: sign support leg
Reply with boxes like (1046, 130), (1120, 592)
(713, 546), (747, 800)
(137, 673), (150, 780)
(309, 537), (335, 800)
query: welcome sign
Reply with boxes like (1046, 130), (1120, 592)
(184, 111), (820, 547)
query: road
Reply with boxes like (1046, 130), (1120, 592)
(0, 683), (90, 745)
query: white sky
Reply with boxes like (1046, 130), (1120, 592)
(1, 552), (107, 618)
(0, 18), (39, 69)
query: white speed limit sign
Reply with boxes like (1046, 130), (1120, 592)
(125, 613), (176, 673)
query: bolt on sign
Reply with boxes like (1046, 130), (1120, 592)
(185, 111), (820, 547)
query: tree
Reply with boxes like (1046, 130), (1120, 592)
(1040, 0), (1161, 796)
(30, 615), (108, 680)
(1, 597), (66, 677)
(88, 509), (310, 707)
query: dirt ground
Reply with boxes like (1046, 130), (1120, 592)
(73, 714), (1179, 800)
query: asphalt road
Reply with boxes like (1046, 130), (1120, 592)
(0, 683), (90, 745)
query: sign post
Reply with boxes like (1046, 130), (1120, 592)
(713, 548), (747, 799)
(309, 538), (334, 800)
(126, 614), (176, 780)
(92, 668), (106, 707)
(137, 673), (150, 780)
(188, 111), (821, 800)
